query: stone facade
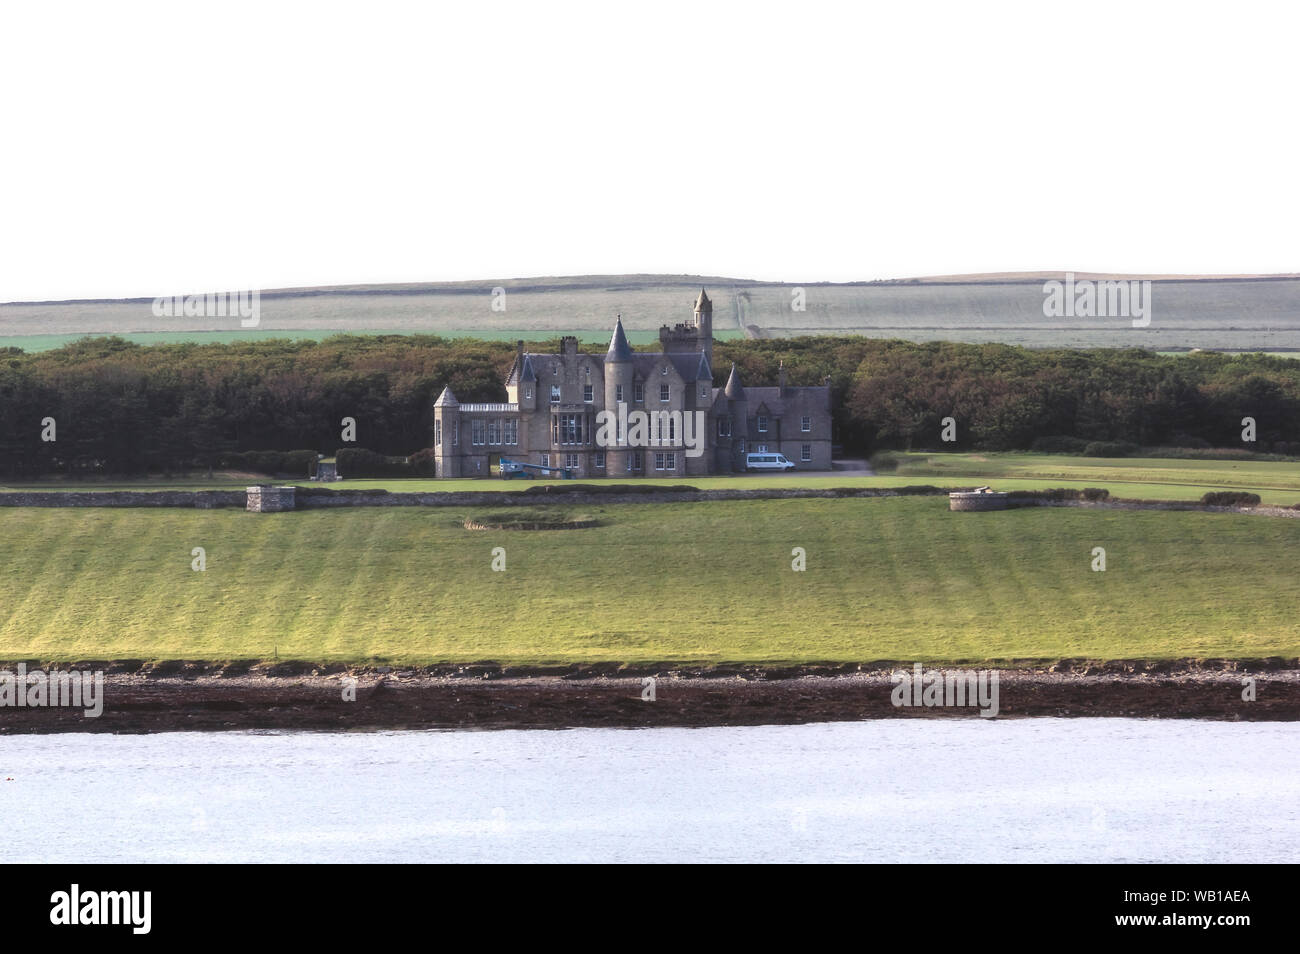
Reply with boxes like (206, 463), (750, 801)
(431, 289), (834, 478)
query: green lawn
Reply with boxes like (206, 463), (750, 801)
(8, 452), (1300, 504)
(883, 452), (1300, 504)
(1, 498), (1297, 665)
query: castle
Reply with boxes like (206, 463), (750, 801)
(431, 289), (833, 477)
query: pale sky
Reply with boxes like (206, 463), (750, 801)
(3, 0), (1298, 302)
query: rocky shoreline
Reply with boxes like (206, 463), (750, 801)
(1, 660), (1297, 732)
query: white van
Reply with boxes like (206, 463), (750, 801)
(745, 452), (796, 472)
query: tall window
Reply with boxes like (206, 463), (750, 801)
(666, 453), (675, 471)
(801, 444), (812, 462)
(627, 451), (642, 472)
(757, 415), (768, 432)
(717, 417), (730, 437)
(452, 422), (458, 446)
(487, 419), (500, 445)
(504, 419), (518, 445)
(801, 416), (811, 432)
(550, 385), (561, 404)
(594, 451), (605, 468)
(660, 384), (670, 402)
(654, 452), (665, 471)
(555, 413), (583, 445)
(541, 454), (549, 468)
(634, 383), (644, 403)
(584, 384), (594, 403)
(471, 420), (486, 445)
(615, 385), (624, 403)
(435, 420), (442, 446)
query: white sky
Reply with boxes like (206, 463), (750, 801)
(2, 0), (1297, 302)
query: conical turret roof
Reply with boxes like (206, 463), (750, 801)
(434, 386), (459, 407)
(724, 362), (744, 399)
(605, 316), (633, 362)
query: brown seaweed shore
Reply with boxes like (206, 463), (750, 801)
(1, 659), (1298, 732)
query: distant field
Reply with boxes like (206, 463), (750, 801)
(1, 498), (1297, 664)
(0, 327), (736, 353)
(5, 273), (1300, 350)
(7, 453), (1300, 504)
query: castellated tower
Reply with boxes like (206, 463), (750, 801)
(658, 287), (714, 364)
(693, 287), (713, 365)
(603, 316), (634, 475)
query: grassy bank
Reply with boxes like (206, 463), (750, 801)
(1, 498), (1297, 664)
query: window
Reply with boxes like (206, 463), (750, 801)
(555, 413), (583, 444)
(801, 416), (812, 432)
(488, 419), (500, 445)
(627, 451), (642, 472)
(471, 420), (486, 445)
(738, 440), (745, 453)
(801, 444), (812, 462)
(565, 453), (579, 469)
(541, 454), (549, 467)
(654, 452), (665, 471)
(504, 419), (518, 445)
(666, 453), (675, 471)
(615, 385), (624, 403)
(661, 365), (669, 375)
(550, 385), (560, 404)
(653, 413), (675, 444)
(435, 420), (442, 446)
(757, 415), (768, 432)
(594, 451), (605, 468)
(717, 417), (730, 438)
(634, 383), (644, 403)
(584, 384), (593, 403)
(701, 385), (708, 398)
(525, 387), (532, 401)
(755, 444), (767, 453)
(660, 384), (670, 402)
(452, 422), (458, 446)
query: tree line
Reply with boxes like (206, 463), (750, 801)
(1, 334), (1298, 476)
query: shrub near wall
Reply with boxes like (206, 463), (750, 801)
(335, 447), (435, 478)
(219, 449), (318, 477)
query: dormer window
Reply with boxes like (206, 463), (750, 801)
(661, 365), (669, 375)
(550, 385), (560, 403)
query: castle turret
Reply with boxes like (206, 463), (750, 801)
(723, 362), (747, 472)
(694, 287), (713, 364)
(603, 316), (634, 474)
(432, 386), (461, 478)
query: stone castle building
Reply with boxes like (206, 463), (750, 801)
(431, 290), (833, 478)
